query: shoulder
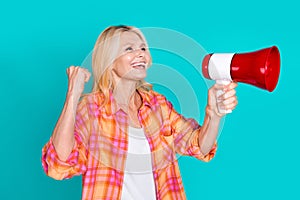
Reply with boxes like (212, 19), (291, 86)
(139, 89), (165, 101)
(79, 92), (103, 105)
(77, 92), (104, 114)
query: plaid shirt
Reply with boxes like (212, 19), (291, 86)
(42, 89), (217, 200)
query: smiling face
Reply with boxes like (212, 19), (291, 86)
(112, 31), (151, 82)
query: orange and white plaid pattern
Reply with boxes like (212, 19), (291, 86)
(42, 89), (217, 199)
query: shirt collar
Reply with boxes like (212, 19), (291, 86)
(100, 89), (153, 115)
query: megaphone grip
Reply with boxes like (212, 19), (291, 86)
(216, 79), (232, 114)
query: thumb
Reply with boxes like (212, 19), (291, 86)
(82, 68), (91, 82)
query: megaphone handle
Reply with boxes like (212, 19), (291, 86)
(216, 79), (232, 114)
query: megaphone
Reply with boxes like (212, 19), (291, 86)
(202, 46), (280, 113)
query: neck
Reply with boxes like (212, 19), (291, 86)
(112, 75), (143, 128)
(113, 78), (139, 107)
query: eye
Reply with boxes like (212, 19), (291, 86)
(125, 47), (133, 52)
(141, 47), (147, 51)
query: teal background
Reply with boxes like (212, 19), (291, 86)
(1, 0), (299, 199)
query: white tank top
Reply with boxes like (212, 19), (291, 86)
(121, 126), (156, 200)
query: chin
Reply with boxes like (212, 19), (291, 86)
(131, 72), (147, 81)
(133, 76), (147, 81)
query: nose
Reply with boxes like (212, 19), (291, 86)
(135, 48), (145, 57)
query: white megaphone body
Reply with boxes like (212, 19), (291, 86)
(202, 46), (281, 114)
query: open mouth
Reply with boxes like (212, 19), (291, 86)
(131, 61), (147, 69)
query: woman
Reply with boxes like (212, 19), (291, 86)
(42, 25), (238, 200)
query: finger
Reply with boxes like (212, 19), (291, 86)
(83, 71), (91, 82)
(67, 65), (77, 76)
(72, 66), (84, 76)
(67, 65), (76, 74)
(69, 65), (76, 71)
(67, 66), (75, 74)
(74, 66), (82, 73)
(224, 82), (238, 91)
(218, 100), (238, 111)
(218, 89), (236, 100)
(221, 96), (237, 105)
(81, 68), (91, 75)
(225, 101), (238, 110)
(77, 68), (89, 81)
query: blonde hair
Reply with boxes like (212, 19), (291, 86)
(92, 25), (152, 105)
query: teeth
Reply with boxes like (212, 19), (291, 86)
(132, 62), (146, 68)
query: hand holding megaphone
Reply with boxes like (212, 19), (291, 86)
(202, 46), (281, 114)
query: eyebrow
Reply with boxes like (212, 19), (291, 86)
(122, 42), (146, 47)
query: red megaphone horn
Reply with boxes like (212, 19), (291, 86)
(202, 46), (281, 92)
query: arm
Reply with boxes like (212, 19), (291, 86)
(42, 66), (91, 180)
(166, 82), (237, 160)
(198, 82), (238, 156)
(51, 91), (79, 161)
(52, 66), (91, 161)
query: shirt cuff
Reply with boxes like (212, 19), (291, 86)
(41, 136), (83, 179)
(188, 134), (218, 162)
